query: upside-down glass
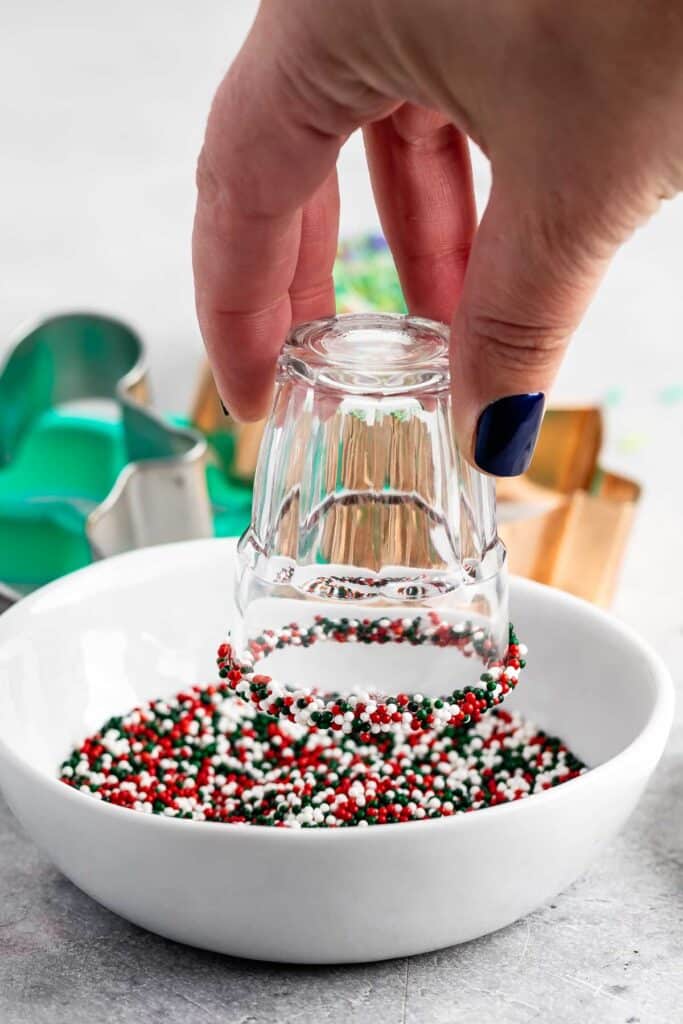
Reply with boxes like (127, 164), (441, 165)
(235, 313), (508, 704)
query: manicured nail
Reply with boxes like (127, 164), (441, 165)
(474, 393), (545, 477)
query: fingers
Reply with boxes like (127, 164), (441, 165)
(451, 185), (611, 476)
(363, 104), (477, 325)
(192, 25), (345, 421)
(290, 171), (340, 327)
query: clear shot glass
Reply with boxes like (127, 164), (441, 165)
(233, 313), (508, 711)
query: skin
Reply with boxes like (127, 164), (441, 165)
(192, 0), (683, 467)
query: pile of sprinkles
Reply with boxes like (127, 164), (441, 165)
(59, 698), (585, 826)
(58, 613), (587, 827)
(216, 613), (525, 735)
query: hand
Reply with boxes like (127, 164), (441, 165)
(193, 0), (683, 475)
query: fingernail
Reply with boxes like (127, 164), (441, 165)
(474, 393), (545, 476)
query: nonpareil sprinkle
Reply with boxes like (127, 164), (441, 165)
(59, 645), (586, 828)
(217, 614), (526, 735)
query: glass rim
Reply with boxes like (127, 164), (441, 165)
(280, 313), (452, 397)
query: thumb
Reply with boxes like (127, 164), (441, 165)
(451, 185), (610, 476)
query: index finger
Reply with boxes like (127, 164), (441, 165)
(192, 34), (344, 420)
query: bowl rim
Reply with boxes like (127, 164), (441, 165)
(0, 539), (674, 842)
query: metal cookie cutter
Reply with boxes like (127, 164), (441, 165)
(0, 312), (213, 589)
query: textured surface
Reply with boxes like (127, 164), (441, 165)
(1, 1), (683, 1021)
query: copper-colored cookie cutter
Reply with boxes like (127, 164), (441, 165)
(498, 407), (640, 606)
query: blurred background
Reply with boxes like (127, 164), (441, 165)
(1, 1), (682, 647)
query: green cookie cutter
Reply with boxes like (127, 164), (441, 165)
(0, 312), (216, 589)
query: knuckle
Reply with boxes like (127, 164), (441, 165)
(406, 240), (472, 267)
(290, 278), (333, 305)
(464, 309), (569, 375)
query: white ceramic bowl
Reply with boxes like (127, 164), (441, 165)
(0, 540), (673, 963)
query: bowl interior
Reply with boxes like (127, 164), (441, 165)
(0, 540), (664, 780)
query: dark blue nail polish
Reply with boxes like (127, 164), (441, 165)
(474, 393), (545, 476)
